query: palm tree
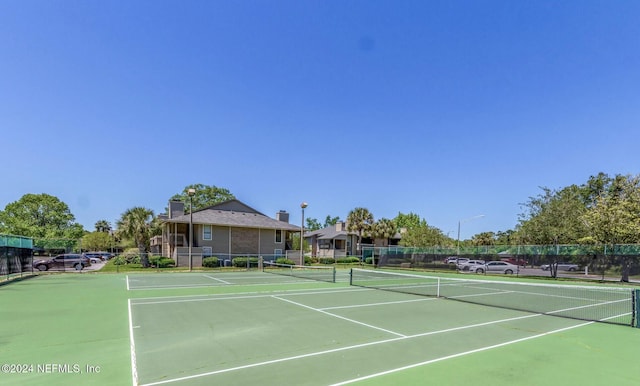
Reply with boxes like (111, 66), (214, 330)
(372, 218), (396, 246)
(116, 207), (154, 267)
(346, 207), (374, 255)
(94, 219), (111, 232)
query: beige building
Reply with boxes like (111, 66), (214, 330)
(153, 200), (301, 267)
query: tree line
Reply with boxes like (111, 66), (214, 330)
(1, 173), (639, 275)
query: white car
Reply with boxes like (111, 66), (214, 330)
(540, 262), (579, 272)
(457, 259), (485, 271)
(469, 261), (519, 274)
(445, 256), (468, 264)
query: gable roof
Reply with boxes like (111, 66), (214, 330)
(163, 199), (300, 231)
(305, 225), (351, 240)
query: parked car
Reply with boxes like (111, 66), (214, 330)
(469, 261), (518, 274)
(540, 262), (579, 272)
(33, 254), (91, 271)
(446, 257), (468, 264)
(500, 257), (527, 267)
(457, 259), (485, 271)
(83, 252), (108, 263)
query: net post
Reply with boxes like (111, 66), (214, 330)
(437, 277), (440, 298)
(332, 267), (336, 283)
(631, 289), (640, 328)
(349, 269), (353, 286)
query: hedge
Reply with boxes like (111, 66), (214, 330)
(336, 256), (360, 264)
(202, 257), (219, 268)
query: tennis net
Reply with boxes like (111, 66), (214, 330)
(350, 268), (639, 327)
(263, 261), (336, 283)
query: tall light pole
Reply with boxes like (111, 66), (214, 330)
(300, 202), (308, 266)
(188, 188), (196, 271)
(456, 214), (485, 255)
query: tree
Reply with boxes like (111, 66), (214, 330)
(94, 220), (112, 232)
(116, 207), (155, 267)
(516, 185), (588, 245)
(82, 231), (112, 251)
(581, 174), (640, 282)
(305, 215), (340, 232)
(393, 212), (427, 232)
(346, 207), (374, 254)
(305, 218), (322, 232)
(495, 230), (514, 245)
(323, 215), (340, 228)
(372, 218), (396, 246)
(472, 232), (496, 246)
(169, 184), (235, 213)
(400, 224), (449, 247)
(0, 193), (85, 239)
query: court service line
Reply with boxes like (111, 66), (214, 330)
(127, 299), (138, 386)
(202, 274), (231, 284)
(272, 295), (407, 337)
(137, 313), (543, 386)
(127, 279), (330, 291)
(320, 297), (435, 311)
(131, 288), (370, 305)
(329, 321), (594, 385)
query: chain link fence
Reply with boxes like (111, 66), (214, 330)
(365, 244), (640, 281)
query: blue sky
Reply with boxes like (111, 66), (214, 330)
(1, 1), (639, 240)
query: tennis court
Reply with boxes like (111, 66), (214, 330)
(2, 269), (639, 386)
(127, 269), (639, 386)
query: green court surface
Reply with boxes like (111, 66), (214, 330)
(1, 270), (639, 386)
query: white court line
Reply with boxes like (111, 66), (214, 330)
(202, 274), (231, 284)
(329, 321), (594, 385)
(321, 297), (435, 311)
(137, 313), (543, 386)
(130, 288), (370, 305)
(127, 299), (138, 386)
(126, 275), (130, 291)
(272, 295), (407, 337)
(127, 279), (327, 291)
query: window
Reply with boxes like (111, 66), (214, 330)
(203, 225), (212, 240)
(275, 229), (282, 243)
(274, 249), (282, 257)
(202, 246), (212, 257)
(319, 239), (331, 249)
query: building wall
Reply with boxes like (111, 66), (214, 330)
(192, 226), (289, 257)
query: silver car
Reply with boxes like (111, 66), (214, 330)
(469, 261), (518, 274)
(541, 262), (579, 272)
(457, 259), (485, 271)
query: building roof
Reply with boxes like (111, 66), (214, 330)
(305, 225), (351, 240)
(305, 224), (403, 240)
(163, 199), (300, 231)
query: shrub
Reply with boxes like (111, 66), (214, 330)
(112, 255), (126, 266)
(149, 255), (175, 268)
(116, 249), (141, 265)
(202, 257), (219, 268)
(318, 257), (336, 265)
(336, 256), (360, 264)
(275, 257), (295, 265)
